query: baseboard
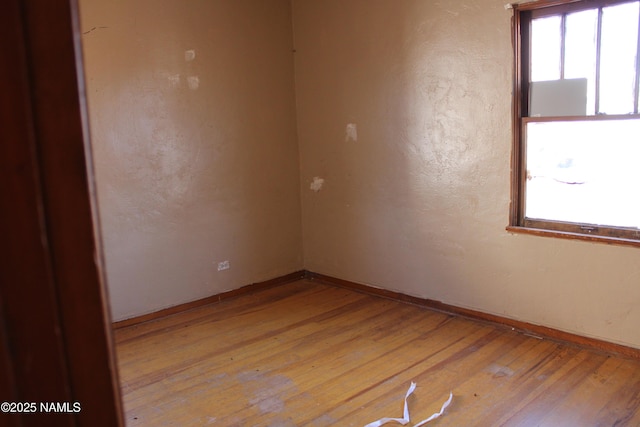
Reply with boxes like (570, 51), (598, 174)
(112, 268), (639, 359)
(305, 271), (640, 359)
(112, 270), (306, 329)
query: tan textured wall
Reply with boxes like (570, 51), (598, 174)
(80, 0), (640, 348)
(80, 0), (302, 321)
(293, 0), (640, 348)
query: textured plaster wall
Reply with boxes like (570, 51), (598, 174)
(80, 0), (640, 348)
(293, 0), (640, 348)
(80, 0), (303, 321)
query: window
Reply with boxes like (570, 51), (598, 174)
(511, 0), (640, 245)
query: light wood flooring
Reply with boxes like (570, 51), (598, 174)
(114, 280), (640, 426)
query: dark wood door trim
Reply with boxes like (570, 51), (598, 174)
(0, 1), (123, 425)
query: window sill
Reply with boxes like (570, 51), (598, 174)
(506, 226), (640, 248)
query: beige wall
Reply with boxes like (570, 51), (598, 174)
(81, 0), (640, 349)
(80, 0), (303, 321)
(293, 0), (640, 349)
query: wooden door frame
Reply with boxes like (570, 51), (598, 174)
(0, 0), (123, 425)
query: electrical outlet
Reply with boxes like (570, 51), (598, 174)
(217, 260), (230, 271)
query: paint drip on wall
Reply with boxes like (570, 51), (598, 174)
(310, 177), (325, 192)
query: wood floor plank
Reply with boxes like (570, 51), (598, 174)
(114, 280), (640, 426)
(538, 355), (631, 426)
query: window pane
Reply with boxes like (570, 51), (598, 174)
(531, 16), (562, 82)
(525, 119), (640, 228)
(565, 9), (598, 115)
(599, 1), (639, 114)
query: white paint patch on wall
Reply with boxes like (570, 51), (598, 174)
(310, 176), (325, 192)
(345, 123), (358, 142)
(187, 75), (200, 90)
(185, 49), (196, 62)
(168, 74), (181, 87)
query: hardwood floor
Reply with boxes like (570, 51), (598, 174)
(115, 280), (640, 426)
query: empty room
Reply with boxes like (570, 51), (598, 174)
(4, 0), (639, 425)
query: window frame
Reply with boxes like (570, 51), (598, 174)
(509, 0), (640, 247)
